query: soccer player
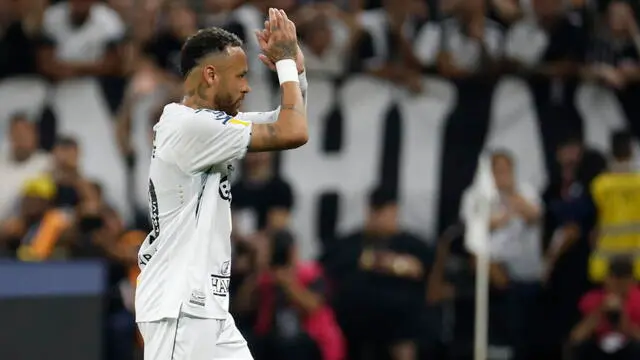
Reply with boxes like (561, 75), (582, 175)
(135, 8), (308, 360)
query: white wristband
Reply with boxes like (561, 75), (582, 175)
(276, 59), (299, 85)
(298, 70), (308, 91)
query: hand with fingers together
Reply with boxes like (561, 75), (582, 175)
(254, 8), (305, 74)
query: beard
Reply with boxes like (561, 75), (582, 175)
(214, 92), (242, 116)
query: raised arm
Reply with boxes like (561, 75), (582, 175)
(248, 9), (308, 152)
(235, 71), (308, 125)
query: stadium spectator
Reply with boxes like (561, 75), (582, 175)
(225, 0), (296, 83)
(437, 0), (504, 78)
(232, 152), (294, 237)
(51, 135), (82, 208)
(253, 230), (345, 360)
(36, 0), (125, 81)
(322, 187), (432, 360)
(143, 1), (197, 81)
(505, 0), (586, 77)
(583, 1), (640, 90)
(461, 150), (544, 359)
(489, 0), (522, 25)
(200, 0), (240, 28)
(541, 136), (606, 358)
(570, 255), (640, 360)
(590, 131), (640, 282)
(229, 237), (260, 341)
(58, 179), (141, 360)
(505, 0), (589, 172)
(426, 224), (463, 306)
(0, 175), (70, 261)
(106, 0), (132, 23)
(0, 113), (51, 221)
(295, 2), (363, 79)
(355, 0), (426, 92)
(0, 0), (46, 79)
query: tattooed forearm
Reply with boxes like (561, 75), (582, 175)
(266, 124), (277, 141)
(249, 123), (280, 151)
(280, 104), (306, 117)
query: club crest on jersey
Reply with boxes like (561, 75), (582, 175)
(219, 176), (232, 201)
(220, 260), (231, 276)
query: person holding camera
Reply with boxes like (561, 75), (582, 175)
(253, 230), (345, 360)
(569, 256), (640, 360)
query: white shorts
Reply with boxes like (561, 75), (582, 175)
(138, 312), (253, 360)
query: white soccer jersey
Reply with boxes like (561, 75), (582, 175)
(135, 103), (254, 321)
(135, 73), (308, 322)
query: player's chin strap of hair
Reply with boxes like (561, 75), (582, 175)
(276, 59), (299, 85)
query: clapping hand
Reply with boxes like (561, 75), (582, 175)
(254, 8), (305, 74)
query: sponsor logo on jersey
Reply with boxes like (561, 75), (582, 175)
(219, 176), (232, 201)
(189, 290), (206, 307)
(138, 246), (157, 268)
(148, 179), (160, 244)
(211, 274), (230, 297)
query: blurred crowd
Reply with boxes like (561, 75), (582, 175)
(3, 0), (640, 360)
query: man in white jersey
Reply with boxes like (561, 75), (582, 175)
(135, 8), (309, 360)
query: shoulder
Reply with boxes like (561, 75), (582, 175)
(32, 151), (53, 168)
(629, 287), (640, 303)
(358, 8), (385, 24)
(484, 18), (505, 41)
(193, 108), (235, 123)
(163, 106), (233, 134)
(92, 4), (125, 34)
(164, 107), (249, 145)
(590, 173), (607, 192)
(43, 3), (68, 31)
(44, 3), (67, 19)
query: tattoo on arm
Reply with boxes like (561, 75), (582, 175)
(250, 123), (279, 151)
(280, 103), (306, 117)
(267, 40), (298, 62)
(267, 124), (277, 141)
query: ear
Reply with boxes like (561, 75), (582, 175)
(202, 65), (217, 86)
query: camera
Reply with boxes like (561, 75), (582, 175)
(269, 230), (295, 267)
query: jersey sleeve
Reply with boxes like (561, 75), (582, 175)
(175, 110), (252, 173)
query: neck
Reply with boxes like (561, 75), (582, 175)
(182, 94), (212, 110)
(183, 77), (213, 110)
